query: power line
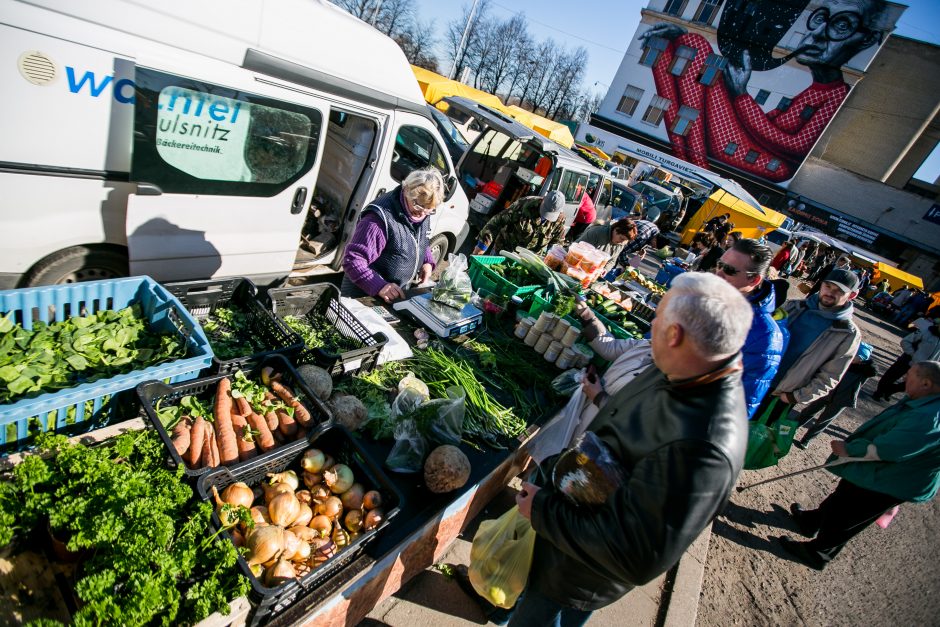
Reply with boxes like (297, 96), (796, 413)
(489, 1), (628, 54)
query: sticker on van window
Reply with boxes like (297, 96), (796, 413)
(156, 87), (313, 184)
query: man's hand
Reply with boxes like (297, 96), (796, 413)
(516, 482), (540, 520)
(724, 49), (752, 98)
(418, 263), (433, 284)
(378, 282), (406, 303)
(639, 23), (687, 43)
(830, 440), (849, 457)
(773, 390), (797, 405)
(582, 375), (604, 403)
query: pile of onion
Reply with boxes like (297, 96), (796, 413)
(215, 448), (387, 587)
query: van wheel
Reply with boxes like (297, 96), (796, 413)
(429, 235), (450, 266)
(21, 245), (129, 287)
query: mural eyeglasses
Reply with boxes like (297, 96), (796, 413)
(806, 8), (882, 43)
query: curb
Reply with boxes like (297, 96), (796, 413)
(662, 525), (712, 627)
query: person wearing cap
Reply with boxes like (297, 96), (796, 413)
(808, 254), (851, 295)
(873, 321), (940, 402)
(755, 268), (862, 426)
(472, 190), (567, 256)
(793, 342), (878, 449)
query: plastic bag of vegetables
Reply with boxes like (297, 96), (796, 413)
(552, 432), (624, 506)
(385, 417), (428, 473)
(551, 368), (584, 396)
(468, 505), (536, 609)
(432, 253), (473, 310)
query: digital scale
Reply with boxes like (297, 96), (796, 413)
(392, 293), (483, 338)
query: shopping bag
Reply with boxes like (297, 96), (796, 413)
(468, 505), (536, 609)
(744, 397), (797, 470)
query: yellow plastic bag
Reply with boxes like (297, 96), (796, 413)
(468, 505), (536, 608)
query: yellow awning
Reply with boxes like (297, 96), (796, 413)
(577, 144), (611, 161)
(872, 262), (924, 290)
(680, 190), (786, 246)
(505, 105), (574, 148)
(410, 65), (508, 114)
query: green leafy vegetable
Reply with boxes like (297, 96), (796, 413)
(201, 306), (266, 360)
(284, 314), (359, 354)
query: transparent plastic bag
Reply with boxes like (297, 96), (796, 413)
(551, 368), (584, 396)
(469, 505), (535, 609)
(391, 373), (430, 420)
(423, 386), (466, 446)
(385, 418), (428, 473)
(552, 432), (624, 506)
(432, 253), (473, 310)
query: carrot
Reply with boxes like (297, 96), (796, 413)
(171, 416), (193, 456)
(187, 416), (207, 468)
(231, 413), (259, 461)
(277, 408), (298, 438)
(264, 410), (279, 432)
(200, 421), (214, 468)
(214, 378), (239, 465)
(209, 424), (221, 467)
(270, 380), (313, 427)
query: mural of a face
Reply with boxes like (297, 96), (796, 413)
(795, 0), (884, 68)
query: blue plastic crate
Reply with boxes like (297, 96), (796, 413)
(0, 276), (213, 452)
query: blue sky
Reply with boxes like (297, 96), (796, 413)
(412, 0), (940, 182)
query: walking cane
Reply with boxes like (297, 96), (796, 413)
(736, 456), (871, 493)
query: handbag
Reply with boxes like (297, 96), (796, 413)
(744, 397), (799, 470)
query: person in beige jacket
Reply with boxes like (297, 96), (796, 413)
(754, 268), (862, 424)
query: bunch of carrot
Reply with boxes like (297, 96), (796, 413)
(167, 367), (317, 471)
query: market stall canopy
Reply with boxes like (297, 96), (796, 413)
(410, 65), (508, 114)
(577, 144), (611, 161)
(680, 190), (786, 246)
(872, 262), (924, 291)
(505, 105), (575, 148)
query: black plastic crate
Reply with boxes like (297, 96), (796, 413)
(196, 424), (403, 627)
(267, 283), (388, 378)
(164, 277), (303, 373)
(630, 300), (656, 323)
(136, 355), (331, 479)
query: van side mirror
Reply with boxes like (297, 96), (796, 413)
(444, 173), (458, 201)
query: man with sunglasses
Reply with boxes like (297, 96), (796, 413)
(716, 239), (788, 418)
(755, 268), (862, 427)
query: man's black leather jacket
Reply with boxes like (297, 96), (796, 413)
(527, 357), (748, 610)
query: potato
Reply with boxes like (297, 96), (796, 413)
(424, 445), (471, 493)
(328, 393), (367, 432)
(296, 364), (332, 400)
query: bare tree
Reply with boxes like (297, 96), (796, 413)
(373, 0), (416, 37)
(443, 0), (491, 81)
(397, 19), (439, 72)
(331, 0), (377, 20)
(477, 14), (528, 95)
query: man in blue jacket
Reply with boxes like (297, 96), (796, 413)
(716, 238), (788, 417)
(781, 360), (940, 570)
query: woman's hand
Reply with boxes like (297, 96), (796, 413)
(640, 23), (687, 42)
(378, 282), (406, 303)
(418, 263), (433, 284)
(724, 49), (752, 98)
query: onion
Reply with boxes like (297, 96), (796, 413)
(302, 471), (323, 491)
(364, 508), (385, 531)
(250, 505), (271, 526)
(315, 496), (343, 519)
(281, 530), (301, 563)
(296, 489), (313, 505)
(344, 510), (363, 533)
(262, 481), (294, 504)
(265, 557), (297, 587)
(292, 541), (311, 562)
(246, 525), (285, 566)
(293, 503), (314, 528)
(301, 449), (327, 474)
(324, 464), (354, 494)
(309, 514), (333, 537)
(340, 483), (365, 510)
(267, 470), (300, 491)
(363, 490), (383, 510)
(332, 524), (350, 549)
(221, 482), (255, 509)
(249, 563), (264, 579)
(289, 525), (318, 543)
(268, 492), (301, 527)
(309, 538), (335, 567)
(231, 528), (246, 548)
(310, 483), (331, 503)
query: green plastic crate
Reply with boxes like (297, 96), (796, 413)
(468, 255), (542, 300)
(528, 288), (642, 339)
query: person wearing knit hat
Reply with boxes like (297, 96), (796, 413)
(473, 191), (567, 256)
(794, 342), (878, 449)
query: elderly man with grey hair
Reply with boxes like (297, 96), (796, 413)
(506, 273), (752, 626)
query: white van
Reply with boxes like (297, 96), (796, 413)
(0, 0), (470, 288)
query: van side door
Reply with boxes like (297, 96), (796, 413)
(126, 66), (331, 284)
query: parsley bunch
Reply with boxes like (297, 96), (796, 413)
(0, 430), (249, 625)
(201, 306), (266, 360)
(284, 313), (359, 354)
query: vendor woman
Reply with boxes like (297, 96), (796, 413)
(341, 168), (444, 303)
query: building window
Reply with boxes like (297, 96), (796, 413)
(724, 142), (738, 155)
(617, 85), (645, 116)
(670, 105), (700, 136)
(698, 53), (727, 86)
(642, 95), (671, 126)
(745, 150), (760, 164)
(755, 89), (770, 105)
(800, 105), (815, 120)
(777, 96), (792, 111)
(670, 45), (697, 76)
(663, 0), (687, 16)
(692, 0), (724, 25)
(640, 36), (669, 67)
(766, 159), (781, 172)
